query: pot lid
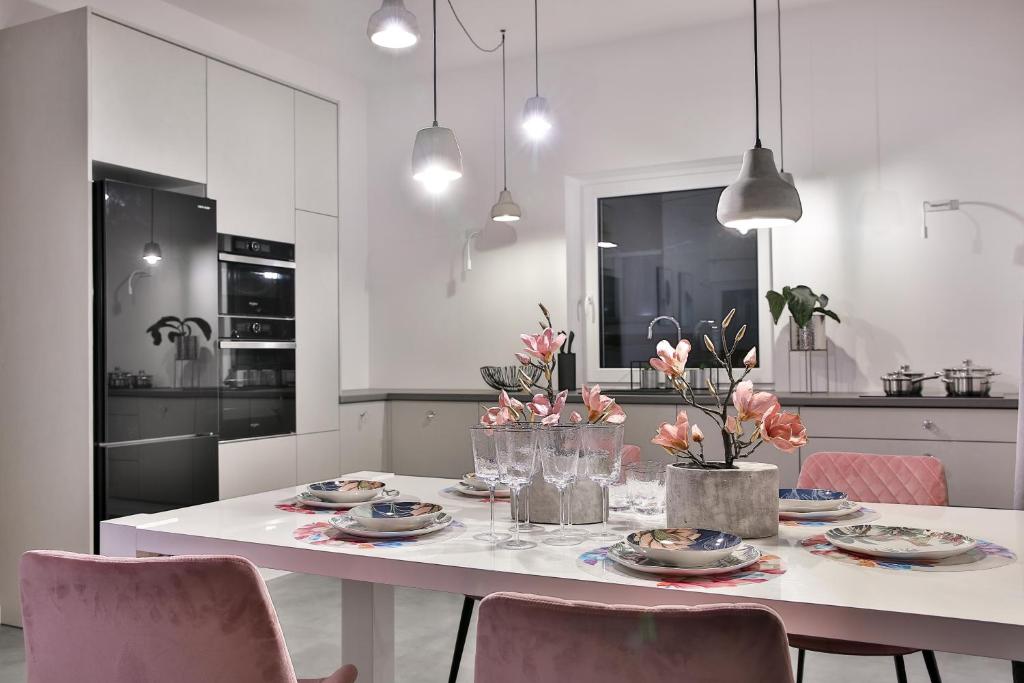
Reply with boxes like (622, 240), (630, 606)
(882, 364), (925, 379)
(942, 359), (994, 376)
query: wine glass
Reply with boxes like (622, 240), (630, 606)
(495, 425), (539, 550)
(581, 423), (624, 541)
(469, 426), (511, 543)
(538, 425), (583, 547)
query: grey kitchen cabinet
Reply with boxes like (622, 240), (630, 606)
(90, 17), (206, 182)
(219, 434), (296, 499)
(388, 401), (479, 478)
(297, 430), (340, 484)
(802, 406), (1018, 444)
(294, 91), (338, 216)
(620, 404), (678, 464)
(207, 60), (295, 242)
(295, 210), (339, 433)
(339, 401), (388, 473)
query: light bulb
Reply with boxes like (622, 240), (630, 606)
(415, 167), (459, 195)
(371, 23), (418, 49)
(522, 95), (552, 141)
(597, 241), (618, 248)
(142, 241), (162, 264)
(367, 0), (419, 49)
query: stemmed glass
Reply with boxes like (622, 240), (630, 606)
(495, 425), (539, 550)
(581, 423), (625, 541)
(538, 425), (583, 547)
(469, 426), (512, 543)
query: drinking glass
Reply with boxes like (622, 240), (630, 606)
(581, 423), (624, 541)
(626, 461), (667, 515)
(538, 425), (583, 547)
(495, 425), (539, 550)
(469, 426), (511, 543)
(515, 484), (543, 533)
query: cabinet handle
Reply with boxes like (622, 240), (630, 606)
(922, 419), (935, 430)
(426, 410), (437, 421)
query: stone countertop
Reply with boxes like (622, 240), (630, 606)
(340, 388), (1018, 409)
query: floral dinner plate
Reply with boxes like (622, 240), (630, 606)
(328, 513), (454, 539)
(607, 541), (761, 577)
(296, 490), (404, 510)
(455, 481), (511, 498)
(779, 488), (848, 512)
(779, 500), (862, 520)
(825, 525), (977, 560)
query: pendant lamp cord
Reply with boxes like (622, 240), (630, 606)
(753, 0), (762, 149)
(447, 0), (502, 52)
(150, 189), (155, 241)
(777, 0), (784, 170)
(501, 30), (508, 190)
(533, 0), (540, 96)
(432, 0), (437, 125)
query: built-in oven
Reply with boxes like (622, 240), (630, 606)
(218, 235), (296, 441)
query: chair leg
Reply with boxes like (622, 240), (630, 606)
(796, 648), (805, 683)
(894, 655), (908, 683)
(448, 596), (476, 683)
(922, 650), (942, 683)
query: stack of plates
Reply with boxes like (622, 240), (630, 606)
(825, 525), (978, 560)
(606, 527), (761, 577)
(297, 479), (401, 510)
(452, 472), (510, 498)
(779, 488), (861, 520)
(329, 501), (453, 539)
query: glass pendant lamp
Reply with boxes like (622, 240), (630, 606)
(367, 0), (419, 49)
(490, 31), (522, 222)
(521, 0), (552, 140)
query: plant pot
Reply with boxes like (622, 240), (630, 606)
(790, 313), (827, 351)
(175, 335), (198, 361)
(665, 461), (779, 538)
(513, 470), (603, 524)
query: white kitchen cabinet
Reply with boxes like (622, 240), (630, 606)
(297, 430), (340, 484)
(90, 17), (206, 182)
(219, 435), (296, 499)
(207, 60), (294, 242)
(389, 401), (479, 478)
(295, 211), (339, 433)
(339, 402), (388, 472)
(294, 91), (338, 216)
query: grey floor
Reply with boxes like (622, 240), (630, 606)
(0, 572), (1014, 681)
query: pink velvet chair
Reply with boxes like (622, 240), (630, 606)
(19, 550), (357, 683)
(792, 451), (949, 683)
(475, 592), (794, 683)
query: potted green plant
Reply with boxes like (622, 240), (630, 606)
(145, 316), (212, 361)
(765, 285), (840, 351)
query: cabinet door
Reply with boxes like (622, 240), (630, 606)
(389, 401), (478, 478)
(295, 211), (339, 433)
(339, 402), (387, 473)
(295, 92), (338, 216)
(91, 17), (206, 182)
(803, 437), (1016, 509)
(297, 430), (340, 484)
(218, 435), (296, 499)
(207, 61), (294, 242)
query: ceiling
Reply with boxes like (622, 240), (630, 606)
(162, 0), (835, 81)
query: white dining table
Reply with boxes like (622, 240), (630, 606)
(100, 472), (1024, 683)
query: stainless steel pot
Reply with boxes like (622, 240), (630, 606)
(880, 365), (940, 396)
(939, 359), (998, 397)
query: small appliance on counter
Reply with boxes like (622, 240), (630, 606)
(939, 359), (998, 397)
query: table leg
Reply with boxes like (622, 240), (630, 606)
(341, 580), (395, 683)
(1012, 660), (1024, 683)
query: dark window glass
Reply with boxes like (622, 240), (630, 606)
(598, 187), (759, 369)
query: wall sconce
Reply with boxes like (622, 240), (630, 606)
(922, 199), (960, 238)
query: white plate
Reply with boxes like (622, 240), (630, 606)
(454, 481), (510, 498)
(779, 501), (862, 520)
(825, 525), (978, 560)
(606, 541), (761, 577)
(296, 491), (404, 510)
(328, 513), (454, 539)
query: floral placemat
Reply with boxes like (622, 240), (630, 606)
(576, 546), (786, 589)
(800, 534), (1017, 572)
(292, 519), (466, 549)
(275, 498), (338, 515)
(438, 486), (510, 504)
(780, 507), (880, 528)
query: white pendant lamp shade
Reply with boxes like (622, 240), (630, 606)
(490, 189), (522, 222)
(779, 170), (795, 186)
(717, 146), (802, 232)
(412, 124), (463, 194)
(521, 95), (552, 141)
(367, 0), (419, 49)
(142, 241), (162, 264)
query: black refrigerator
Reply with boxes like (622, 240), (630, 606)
(94, 180), (219, 523)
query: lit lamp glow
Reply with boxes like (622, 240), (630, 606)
(142, 241), (162, 264)
(521, 95), (552, 141)
(367, 0), (419, 49)
(411, 124), (463, 195)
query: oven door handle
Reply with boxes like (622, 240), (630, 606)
(218, 340), (296, 350)
(218, 253), (296, 269)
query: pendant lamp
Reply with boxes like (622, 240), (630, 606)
(367, 0), (419, 49)
(521, 0), (552, 140)
(717, 0), (802, 232)
(776, 0), (796, 190)
(411, 0), (462, 194)
(490, 31), (522, 222)
(142, 189), (162, 265)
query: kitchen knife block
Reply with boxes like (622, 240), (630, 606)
(557, 351), (577, 392)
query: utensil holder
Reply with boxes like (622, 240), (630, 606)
(557, 352), (577, 392)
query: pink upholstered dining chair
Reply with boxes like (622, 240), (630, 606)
(474, 592), (794, 683)
(792, 451), (949, 683)
(19, 551), (357, 683)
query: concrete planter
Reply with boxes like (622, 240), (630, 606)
(513, 471), (603, 525)
(665, 461), (779, 538)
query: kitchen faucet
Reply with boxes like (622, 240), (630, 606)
(647, 315), (682, 343)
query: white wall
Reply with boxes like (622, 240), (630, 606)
(366, 0), (1024, 394)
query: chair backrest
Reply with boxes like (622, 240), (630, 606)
(474, 592), (793, 683)
(20, 551), (298, 683)
(798, 451), (949, 506)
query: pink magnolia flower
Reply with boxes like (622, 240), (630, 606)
(499, 390), (524, 415)
(514, 352), (531, 365)
(527, 390), (567, 425)
(725, 415), (742, 436)
(652, 410), (690, 454)
(649, 339), (691, 379)
(520, 328), (566, 364)
(569, 411), (583, 423)
(581, 384), (626, 424)
(760, 404), (807, 453)
(480, 406), (510, 426)
(691, 424), (704, 443)
(743, 347), (757, 369)
(731, 380), (779, 422)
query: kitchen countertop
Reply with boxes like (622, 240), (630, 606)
(340, 388), (1018, 409)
